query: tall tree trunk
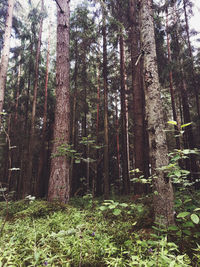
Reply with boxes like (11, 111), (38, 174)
(102, 4), (109, 199)
(140, 0), (174, 226)
(115, 97), (120, 190)
(166, 8), (180, 149)
(48, 0), (70, 203)
(24, 0), (44, 196)
(70, 38), (78, 196)
(119, 32), (130, 194)
(129, 0), (148, 194)
(36, 25), (51, 197)
(95, 63), (102, 197)
(0, 0), (14, 125)
(15, 56), (21, 123)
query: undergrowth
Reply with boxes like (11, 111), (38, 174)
(0, 195), (197, 266)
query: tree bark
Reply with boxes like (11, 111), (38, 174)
(0, 0), (14, 125)
(102, 4), (109, 199)
(36, 25), (51, 197)
(119, 32), (130, 194)
(129, 0), (149, 194)
(140, 0), (174, 226)
(48, 0), (70, 203)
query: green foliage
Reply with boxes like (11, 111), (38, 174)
(0, 197), (193, 266)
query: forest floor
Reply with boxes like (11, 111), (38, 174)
(0, 193), (199, 266)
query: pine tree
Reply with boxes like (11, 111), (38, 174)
(48, 0), (71, 203)
(140, 0), (174, 226)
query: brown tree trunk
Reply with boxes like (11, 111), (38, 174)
(129, 0), (149, 194)
(24, 0), (44, 196)
(48, 0), (70, 203)
(0, 0), (14, 125)
(119, 32), (130, 194)
(95, 63), (103, 197)
(70, 38), (78, 196)
(15, 56), (21, 123)
(140, 0), (174, 226)
(36, 25), (51, 197)
(115, 97), (121, 189)
(102, 4), (109, 199)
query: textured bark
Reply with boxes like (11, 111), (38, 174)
(0, 0), (14, 124)
(129, 0), (149, 194)
(24, 0), (44, 196)
(140, 0), (174, 226)
(102, 5), (109, 199)
(119, 32), (130, 194)
(48, 0), (70, 203)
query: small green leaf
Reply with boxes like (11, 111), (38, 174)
(168, 225), (179, 231)
(167, 120), (177, 125)
(109, 204), (117, 209)
(113, 209), (121, 216)
(191, 214), (199, 224)
(99, 206), (107, 211)
(177, 212), (190, 218)
(194, 208), (200, 212)
(119, 203), (128, 208)
(181, 122), (192, 128)
(182, 229), (191, 235)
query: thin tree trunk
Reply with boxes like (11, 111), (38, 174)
(119, 32), (130, 194)
(102, 4), (109, 199)
(15, 56), (21, 123)
(70, 38), (78, 196)
(24, 0), (44, 196)
(48, 0), (70, 203)
(0, 0), (14, 125)
(95, 63), (102, 197)
(25, 43), (33, 136)
(166, 8), (180, 149)
(94, 65), (101, 197)
(140, 0), (174, 226)
(115, 98), (120, 188)
(36, 25), (50, 197)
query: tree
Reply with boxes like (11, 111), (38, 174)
(0, 0), (15, 125)
(102, 1), (109, 198)
(129, 0), (149, 194)
(48, 0), (70, 203)
(140, 0), (174, 226)
(24, 0), (44, 196)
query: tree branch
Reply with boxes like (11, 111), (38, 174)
(54, 0), (64, 13)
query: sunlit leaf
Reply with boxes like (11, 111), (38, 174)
(191, 214), (199, 224)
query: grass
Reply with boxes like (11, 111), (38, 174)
(0, 195), (195, 266)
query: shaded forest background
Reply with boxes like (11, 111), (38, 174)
(0, 0), (200, 203)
